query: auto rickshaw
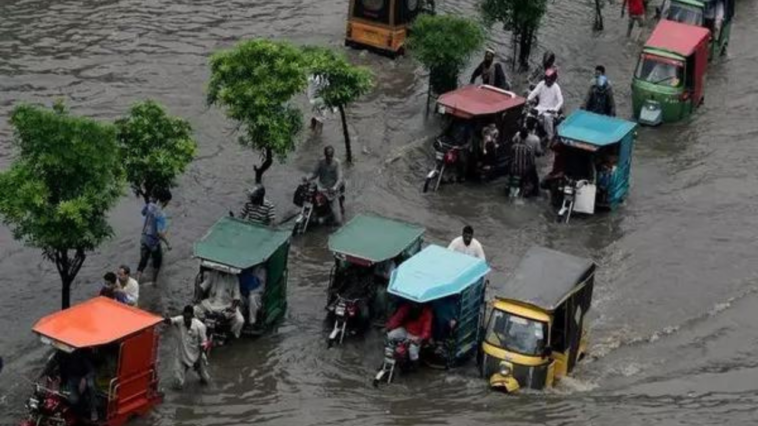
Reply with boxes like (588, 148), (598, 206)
(424, 84), (526, 193)
(21, 297), (163, 426)
(345, 0), (434, 57)
(661, 0), (735, 59)
(546, 110), (637, 223)
(374, 245), (490, 385)
(632, 19), (711, 126)
(326, 214), (425, 346)
(193, 216), (291, 345)
(481, 247), (596, 393)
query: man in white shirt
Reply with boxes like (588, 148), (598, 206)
(194, 269), (244, 338)
(116, 265), (139, 306)
(165, 306), (210, 389)
(527, 68), (564, 143)
(447, 226), (486, 261)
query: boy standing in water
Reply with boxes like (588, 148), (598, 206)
(137, 188), (172, 284)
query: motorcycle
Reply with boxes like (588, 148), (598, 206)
(293, 180), (344, 234)
(556, 178), (590, 224)
(21, 384), (76, 426)
(423, 138), (466, 193)
(522, 101), (564, 149)
(327, 295), (361, 347)
(373, 339), (412, 386)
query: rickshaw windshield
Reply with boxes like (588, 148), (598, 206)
(485, 310), (547, 356)
(353, 0), (390, 24)
(635, 55), (684, 88)
(667, 3), (704, 26)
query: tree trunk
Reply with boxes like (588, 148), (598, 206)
(254, 147), (273, 184)
(54, 248), (86, 310)
(518, 26), (533, 70)
(338, 105), (352, 163)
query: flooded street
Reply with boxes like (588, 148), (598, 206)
(2, 0), (758, 424)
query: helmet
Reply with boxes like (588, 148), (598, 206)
(247, 184), (266, 200)
(545, 67), (558, 81)
(542, 51), (556, 69)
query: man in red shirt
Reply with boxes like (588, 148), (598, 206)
(386, 303), (433, 365)
(622, 0), (646, 38)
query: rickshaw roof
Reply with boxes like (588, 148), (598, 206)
(437, 85), (526, 118)
(558, 110), (637, 147)
(33, 297), (163, 349)
(328, 214), (425, 263)
(500, 247), (595, 311)
(388, 245), (490, 303)
(645, 20), (710, 57)
(194, 216), (291, 269)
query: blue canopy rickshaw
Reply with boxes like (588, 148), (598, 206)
(550, 110), (637, 222)
(375, 245), (490, 384)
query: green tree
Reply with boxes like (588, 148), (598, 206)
(0, 102), (124, 309)
(115, 100), (197, 204)
(207, 39), (309, 183)
(480, 0), (548, 70)
(305, 47), (374, 163)
(406, 14), (485, 107)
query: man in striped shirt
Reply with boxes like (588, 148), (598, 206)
(510, 128), (539, 197)
(236, 185), (276, 226)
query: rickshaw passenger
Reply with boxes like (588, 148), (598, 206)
(60, 349), (98, 421)
(431, 296), (458, 342)
(386, 303), (434, 363)
(240, 265), (266, 327)
(481, 123), (500, 170)
(165, 306), (210, 388)
(195, 270), (244, 338)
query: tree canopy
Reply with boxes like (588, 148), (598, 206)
(0, 102), (124, 309)
(407, 14), (486, 95)
(304, 47), (374, 162)
(480, 0), (549, 69)
(207, 39), (309, 182)
(115, 100), (197, 203)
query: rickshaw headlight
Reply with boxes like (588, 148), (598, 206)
(498, 362), (512, 377)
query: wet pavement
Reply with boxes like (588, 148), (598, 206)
(2, 0), (758, 424)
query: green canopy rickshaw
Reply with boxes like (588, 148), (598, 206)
(193, 217), (291, 344)
(326, 214), (424, 346)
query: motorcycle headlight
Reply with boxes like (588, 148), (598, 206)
(499, 362), (512, 377)
(28, 397), (39, 410)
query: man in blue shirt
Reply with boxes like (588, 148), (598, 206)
(137, 188), (171, 284)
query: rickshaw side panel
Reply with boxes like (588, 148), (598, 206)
(449, 277), (486, 363)
(109, 326), (161, 426)
(691, 36), (709, 106)
(262, 242), (290, 327)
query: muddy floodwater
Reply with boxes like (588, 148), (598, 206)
(2, 0), (758, 424)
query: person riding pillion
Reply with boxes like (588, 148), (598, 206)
(231, 185), (276, 226)
(528, 51), (557, 89)
(164, 306), (210, 389)
(583, 65), (616, 117)
(527, 68), (564, 144)
(470, 48), (511, 90)
(194, 269), (245, 339)
(386, 302), (434, 367)
(305, 145), (345, 226)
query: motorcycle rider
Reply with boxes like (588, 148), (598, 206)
(470, 48), (511, 90)
(232, 184), (276, 226)
(527, 68), (564, 144)
(194, 269), (244, 339)
(583, 65), (616, 117)
(386, 302), (434, 368)
(305, 145), (345, 226)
